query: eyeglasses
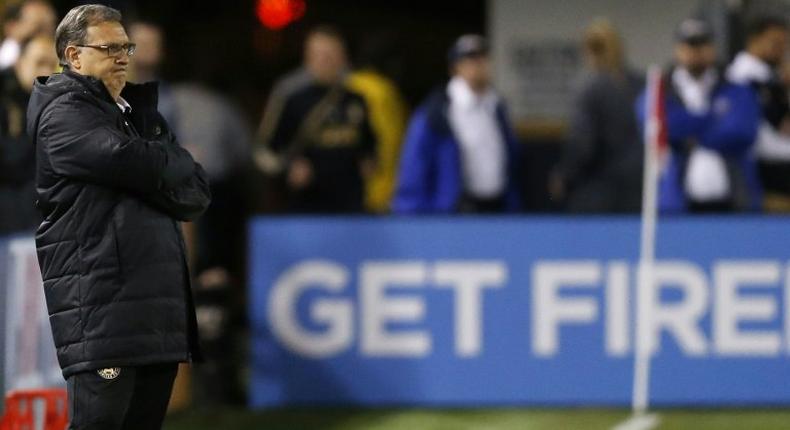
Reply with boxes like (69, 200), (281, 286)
(75, 43), (137, 58)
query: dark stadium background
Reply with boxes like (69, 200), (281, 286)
(4, 1), (790, 429)
(49, 0), (486, 123)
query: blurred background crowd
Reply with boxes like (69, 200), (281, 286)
(1, 0), (789, 408)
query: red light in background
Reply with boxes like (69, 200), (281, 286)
(256, 0), (306, 30)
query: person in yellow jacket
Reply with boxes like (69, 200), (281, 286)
(347, 39), (408, 213)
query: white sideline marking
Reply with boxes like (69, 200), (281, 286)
(611, 413), (660, 430)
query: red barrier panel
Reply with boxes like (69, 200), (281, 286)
(0, 389), (68, 430)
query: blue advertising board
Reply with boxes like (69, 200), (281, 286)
(249, 217), (790, 407)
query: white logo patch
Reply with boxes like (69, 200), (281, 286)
(97, 367), (121, 380)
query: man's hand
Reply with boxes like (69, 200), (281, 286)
(359, 158), (377, 179)
(288, 157), (313, 190)
(548, 171), (565, 202)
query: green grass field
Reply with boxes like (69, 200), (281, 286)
(163, 408), (790, 430)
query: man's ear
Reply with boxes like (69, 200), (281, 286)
(65, 46), (81, 69)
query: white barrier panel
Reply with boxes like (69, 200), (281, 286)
(1, 236), (61, 393)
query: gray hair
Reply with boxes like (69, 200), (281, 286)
(55, 4), (122, 67)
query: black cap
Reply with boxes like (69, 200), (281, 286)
(448, 34), (489, 64)
(676, 19), (713, 45)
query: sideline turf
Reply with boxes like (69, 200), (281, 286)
(164, 408), (790, 430)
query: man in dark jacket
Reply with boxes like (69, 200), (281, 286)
(28, 5), (210, 429)
(254, 25), (376, 213)
(0, 35), (57, 235)
(551, 19), (644, 213)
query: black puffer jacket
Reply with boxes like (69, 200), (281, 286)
(0, 68), (39, 235)
(27, 70), (210, 377)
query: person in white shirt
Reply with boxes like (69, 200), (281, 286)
(447, 38), (507, 206)
(726, 15), (790, 211)
(394, 34), (521, 214)
(635, 19), (762, 213)
(0, 0), (56, 69)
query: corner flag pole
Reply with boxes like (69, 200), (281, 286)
(632, 64), (666, 416)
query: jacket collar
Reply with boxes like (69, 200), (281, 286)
(116, 96), (132, 113)
(62, 69), (159, 111)
(447, 76), (498, 112)
(63, 69), (116, 104)
(423, 82), (509, 143)
(671, 67), (718, 114)
(423, 86), (453, 137)
(664, 65), (726, 104)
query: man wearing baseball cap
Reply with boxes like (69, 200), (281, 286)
(394, 34), (521, 213)
(636, 18), (761, 213)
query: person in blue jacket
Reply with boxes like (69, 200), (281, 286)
(393, 35), (521, 214)
(637, 19), (761, 213)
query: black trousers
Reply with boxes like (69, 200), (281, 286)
(66, 363), (179, 430)
(459, 193), (507, 214)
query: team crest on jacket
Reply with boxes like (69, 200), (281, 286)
(97, 367), (121, 380)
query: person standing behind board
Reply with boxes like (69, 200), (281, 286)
(727, 16), (790, 212)
(636, 19), (761, 213)
(394, 34), (521, 214)
(550, 19), (644, 213)
(254, 25), (377, 213)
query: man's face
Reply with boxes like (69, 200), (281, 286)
(15, 37), (57, 92)
(16, 1), (56, 40)
(675, 42), (716, 77)
(128, 23), (162, 72)
(454, 54), (491, 92)
(70, 21), (130, 100)
(304, 34), (346, 85)
(751, 27), (788, 67)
